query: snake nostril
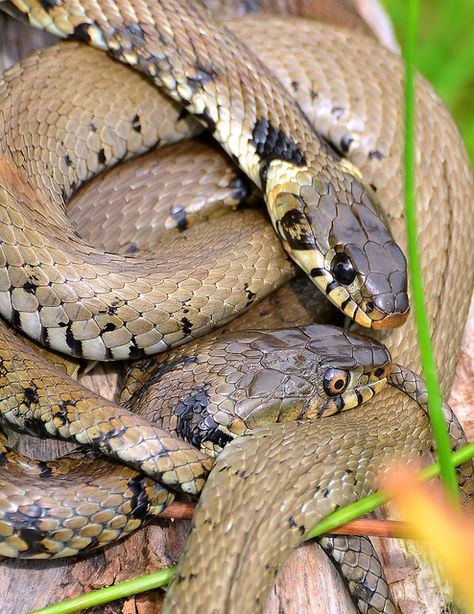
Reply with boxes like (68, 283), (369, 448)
(365, 300), (374, 313)
(374, 367), (385, 378)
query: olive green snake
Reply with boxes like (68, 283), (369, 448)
(0, 0), (472, 612)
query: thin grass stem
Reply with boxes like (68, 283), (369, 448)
(402, 0), (460, 504)
(30, 444), (474, 614)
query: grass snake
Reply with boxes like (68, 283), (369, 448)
(0, 0), (472, 611)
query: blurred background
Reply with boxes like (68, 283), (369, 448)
(385, 0), (474, 164)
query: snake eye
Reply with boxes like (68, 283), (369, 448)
(331, 253), (356, 286)
(323, 368), (349, 397)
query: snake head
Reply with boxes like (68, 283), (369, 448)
(266, 162), (409, 329)
(223, 325), (391, 426)
(303, 324), (392, 417)
(130, 325), (392, 453)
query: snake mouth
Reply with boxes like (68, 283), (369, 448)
(353, 302), (410, 330)
(305, 268), (409, 331)
(343, 377), (388, 409)
(370, 310), (409, 329)
(357, 294), (410, 330)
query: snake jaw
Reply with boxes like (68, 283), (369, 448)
(369, 376), (388, 396)
(303, 263), (409, 330)
(319, 376), (389, 417)
(352, 305), (377, 329)
(297, 260), (374, 329)
(370, 309), (409, 329)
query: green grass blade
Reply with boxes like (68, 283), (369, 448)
(30, 444), (474, 614)
(402, 0), (460, 504)
(29, 566), (176, 614)
(384, 0), (474, 163)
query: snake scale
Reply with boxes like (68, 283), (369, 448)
(0, 0), (472, 612)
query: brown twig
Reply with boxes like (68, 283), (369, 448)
(159, 502), (413, 539)
(330, 519), (412, 538)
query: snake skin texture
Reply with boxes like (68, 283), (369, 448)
(0, 41), (293, 361)
(0, 431), (173, 558)
(68, 138), (257, 254)
(9, 0), (410, 330)
(0, 18), (390, 575)
(318, 535), (394, 613)
(0, 319), (213, 495)
(202, 0), (374, 36)
(0, 320), (391, 558)
(122, 325), (391, 455)
(78, 142), (389, 613)
(388, 364), (474, 503)
(0, 2), (472, 612)
(159, 16), (473, 614)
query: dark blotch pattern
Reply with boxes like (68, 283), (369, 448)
(39, 0), (60, 10)
(250, 118), (306, 172)
(22, 418), (50, 439)
(127, 475), (149, 520)
(125, 22), (144, 38)
(128, 345), (143, 360)
(37, 460), (53, 478)
(22, 281), (36, 294)
(177, 107), (190, 122)
(243, 283), (256, 308)
(169, 204), (187, 231)
(181, 317), (193, 337)
(368, 150), (384, 160)
(188, 63), (217, 90)
(65, 323), (83, 356)
(22, 387), (39, 408)
(175, 388), (232, 450)
(131, 114), (141, 133)
(70, 23), (92, 43)
(279, 208), (316, 250)
(229, 176), (251, 203)
(196, 108), (216, 133)
(340, 134), (353, 153)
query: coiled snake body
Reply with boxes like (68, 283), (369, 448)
(0, 0), (472, 612)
